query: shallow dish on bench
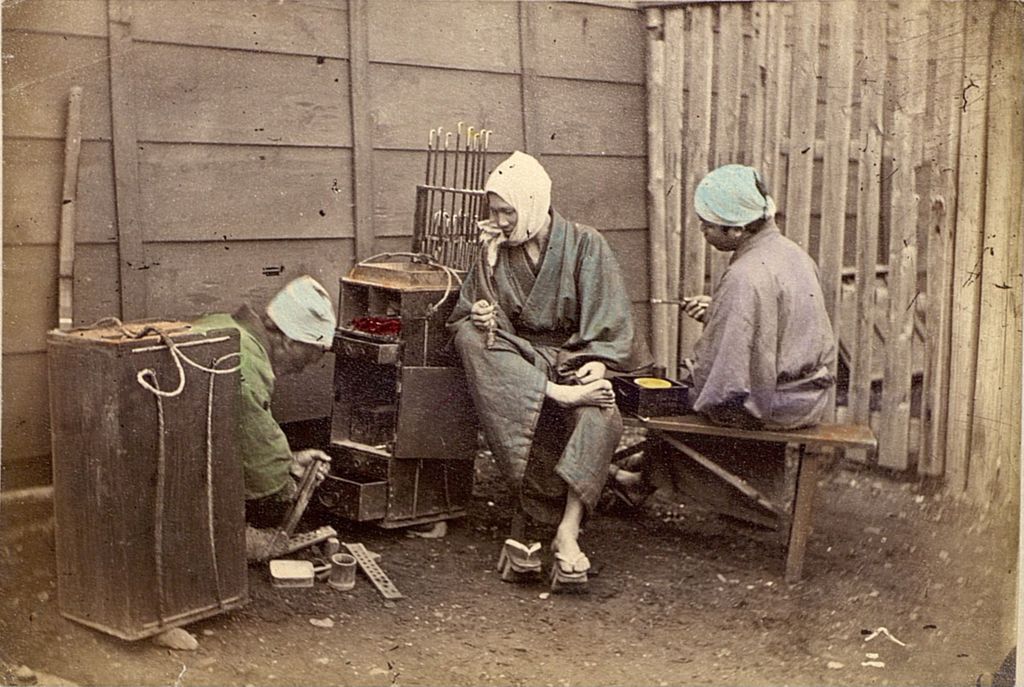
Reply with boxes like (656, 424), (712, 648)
(612, 375), (690, 417)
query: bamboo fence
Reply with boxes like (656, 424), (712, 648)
(644, 0), (1022, 496)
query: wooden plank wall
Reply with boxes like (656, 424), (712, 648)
(648, 0), (1022, 489)
(1, 0), (649, 489)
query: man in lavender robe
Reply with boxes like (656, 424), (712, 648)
(448, 151), (649, 588)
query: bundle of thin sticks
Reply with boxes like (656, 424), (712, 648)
(419, 123), (492, 270)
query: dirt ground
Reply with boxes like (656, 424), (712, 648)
(0, 444), (1017, 687)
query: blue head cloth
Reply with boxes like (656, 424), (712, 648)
(694, 164), (776, 228)
(266, 275), (336, 350)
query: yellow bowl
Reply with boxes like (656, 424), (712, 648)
(634, 377), (673, 389)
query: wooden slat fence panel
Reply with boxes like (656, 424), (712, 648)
(920, 0), (966, 476)
(944, 2), (994, 491)
(850, 3), (887, 443)
(645, 8), (670, 371)
(967, 1), (1023, 504)
(781, 1), (819, 250)
(878, 0), (928, 471)
(818, 0), (856, 419)
(708, 3), (744, 294)
(678, 4), (713, 362)
(663, 10), (686, 372)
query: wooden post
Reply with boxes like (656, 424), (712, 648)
(967, 2), (1022, 505)
(108, 0), (147, 320)
(945, 2), (994, 492)
(59, 86), (83, 330)
(646, 8), (670, 372)
(782, 0), (819, 251)
(785, 446), (823, 584)
(679, 5), (714, 361)
(348, 0), (375, 262)
(763, 3), (789, 202)
(818, 1), (856, 420)
(920, 0), (965, 477)
(518, 1), (544, 157)
(747, 2), (768, 169)
(708, 3), (744, 295)
(878, 0), (927, 471)
(664, 10), (686, 373)
(850, 3), (886, 435)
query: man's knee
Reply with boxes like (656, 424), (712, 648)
(453, 321), (487, 355)
(574, 405), (623, 438)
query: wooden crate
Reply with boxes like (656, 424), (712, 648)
(47, 321), (247, 640)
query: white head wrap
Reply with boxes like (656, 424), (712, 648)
(478, 151), (552, 268)
(694, 164), (776, 228)
(265, 275), (336, 350)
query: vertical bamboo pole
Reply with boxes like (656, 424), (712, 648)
(920, 0), (965, 476)
(850, 3), (886, 438)
(646, 8), (670, 372)
(819, 1), (856, 420)
(58, 86), (83, 330)
(708, 3), (744, 295)
(747, 2), (768, 169)
(945, 1), (994, 493)
(108, 0), (147, 319)
(348, 0), (375, 261)
(782, 0), (819, 250)
(761, 2), (787, 198)
(878, 0), (927, 471)
(679, 5), (714, 360)
(967, 2), (1022, 505)
(664, 10), (686, 373)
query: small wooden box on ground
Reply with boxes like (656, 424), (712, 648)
(47, 321), (247, 640)
(612, 375), (690, 417)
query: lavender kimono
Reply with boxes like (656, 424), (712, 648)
(449, 211), (647, 523)
(690, 224), (836, 429)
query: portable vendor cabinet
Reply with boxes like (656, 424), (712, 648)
(322, 260), (479, 527)
(47, 321), (247, 640)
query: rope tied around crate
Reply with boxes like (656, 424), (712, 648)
(87, 317), (241, 622)
(356, 252), (463, 317)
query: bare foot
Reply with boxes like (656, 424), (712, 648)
(551, 527), (590, 573)
(546, 379), (615, 408)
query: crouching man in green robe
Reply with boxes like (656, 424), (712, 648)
(193, 275), (335, 531)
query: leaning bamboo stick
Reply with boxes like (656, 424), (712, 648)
(58, 86), (84, 331)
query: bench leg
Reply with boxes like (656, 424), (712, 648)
(785, 445), (823, 583)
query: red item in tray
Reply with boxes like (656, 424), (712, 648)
(351, 316), (402, 337)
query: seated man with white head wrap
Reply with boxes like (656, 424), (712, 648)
(683, 163), (836, 429)
(193, 275), (336, 529)
(448, 151), (650, 590)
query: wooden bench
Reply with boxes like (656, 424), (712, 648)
(620, 414), (877, 583)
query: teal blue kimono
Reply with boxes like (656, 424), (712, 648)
(448, 210), (649, 523)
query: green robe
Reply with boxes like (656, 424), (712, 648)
(449, 211), (649, 522)
(193, 307), (293, 501)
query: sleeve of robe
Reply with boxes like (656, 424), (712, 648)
(690, 266), (779, 423)
(556, 227), (646, 374)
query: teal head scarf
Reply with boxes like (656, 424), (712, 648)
(694, 164), (776, 228)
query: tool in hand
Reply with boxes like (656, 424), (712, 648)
(263, 453), (329, 560)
